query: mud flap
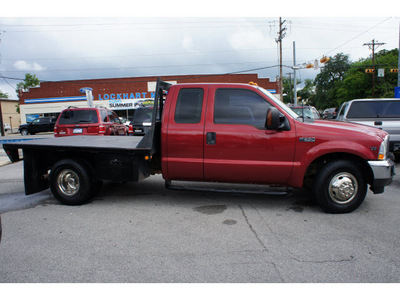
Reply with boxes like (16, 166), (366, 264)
(23, 150), (49, 195)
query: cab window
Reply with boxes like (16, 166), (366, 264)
(174, 88), (204, 124)
(214, 89), (271, 127)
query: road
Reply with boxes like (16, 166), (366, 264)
(0, 157), (399, 283)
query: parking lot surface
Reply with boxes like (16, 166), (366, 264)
(0, 159), (399, 283)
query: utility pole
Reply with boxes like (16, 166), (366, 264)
(0, 100), (4, 136)
(276, 17), (287, 101)
(363, 39), (385, 97)
(398, 20), (400, 87)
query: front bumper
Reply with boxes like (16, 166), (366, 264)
(368, 159), (396, 194)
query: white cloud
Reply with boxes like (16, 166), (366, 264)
(182, 35), (196, 52)
(13, 60), (45, 71)
(228, 27), (269, 51)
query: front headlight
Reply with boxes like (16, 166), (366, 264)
(378, 135), (389, 160)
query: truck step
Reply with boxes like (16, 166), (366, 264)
(165, 180), (292, 196)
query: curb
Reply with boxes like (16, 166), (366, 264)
(0, 160), (11, 167)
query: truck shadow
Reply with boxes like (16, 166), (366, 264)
(93, 176), (320, 213)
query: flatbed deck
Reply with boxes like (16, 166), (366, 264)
(3, 135), (151, 162)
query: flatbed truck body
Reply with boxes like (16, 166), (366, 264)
(3, 79), (395, 213)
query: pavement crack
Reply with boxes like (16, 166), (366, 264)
(238, 204), (268, 252)
(292, 256), (355, 264)
(238, 204), (285, 282)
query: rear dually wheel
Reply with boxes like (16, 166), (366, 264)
(50, 159), (94, 205)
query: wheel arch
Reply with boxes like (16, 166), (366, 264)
(302, 152), (374, 190)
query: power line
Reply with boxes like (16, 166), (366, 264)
(0, 48), (279, 61)
(0, 60), (282, 73)
(321, 17), (392, 57)
(0, 64), (281, 84)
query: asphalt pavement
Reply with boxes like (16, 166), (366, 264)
(0, 150), (400, 283)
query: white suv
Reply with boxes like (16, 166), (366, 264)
(337, 98), (400, 159)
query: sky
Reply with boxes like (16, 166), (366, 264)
(1, 1), (400, 99)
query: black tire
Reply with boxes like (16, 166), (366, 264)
(50, 159), (94, 205)
(20, 129), (29, 136)
(89, 179), (103, 198)
(313, 160), (367, 213)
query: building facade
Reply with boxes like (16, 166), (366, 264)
(18, 74), (278, 124)
(0, 99), (20, 133)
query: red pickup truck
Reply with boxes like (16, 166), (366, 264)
(3, 79), (395, 213)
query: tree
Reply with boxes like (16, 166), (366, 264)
(310, 49), (399, 109)
(14, 73), (40, 113)
(282, 76), (302, 104)
(337, 49), (399, 102)
(16, 73), (40, 96)
(311, 53), (351, 109)
(0, 89), (8, 99)
(298, 79), (315, 104)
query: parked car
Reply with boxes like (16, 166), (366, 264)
(336, 98), (400, 159)
(119, 117), (130, 127)
(3, 123), (11, 131)
(289, 106), (321, 120)
(128, 107), (154, 135)
(322, 107), (338, 119)
(54, 107), (128, 137)
(19, 117), (57, 136)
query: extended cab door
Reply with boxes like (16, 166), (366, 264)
(203, 86), (296, 185)
(163, 85), (207, 181)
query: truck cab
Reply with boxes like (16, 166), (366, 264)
(160, 83), (394, 213)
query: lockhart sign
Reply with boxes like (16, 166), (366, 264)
(98, 91), (156, 100)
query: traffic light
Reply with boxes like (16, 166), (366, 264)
(365, 69), (375, 73)
(390, 69), (399, 73)
(306, 63), (314, 69)
(320, 56), (330, 64)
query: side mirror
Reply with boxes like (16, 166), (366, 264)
(265, 107), (288, 131)
(265, 107), (280, 130)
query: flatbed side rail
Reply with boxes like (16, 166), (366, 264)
(137, 78), (172, 156)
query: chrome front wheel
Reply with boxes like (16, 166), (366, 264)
(328, 172), (358, 205)
(313, 160), (367, 213)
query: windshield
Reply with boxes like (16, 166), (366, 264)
(256, 87), (299, 119)
(291, 107), (320, 119)
(132, 108), (153, 123)
(58, 110), (99, 124)
(347, 100), (400, 118)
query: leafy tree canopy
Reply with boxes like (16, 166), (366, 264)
(16, 73), (40, 96)
(311, 53), (351, 109)
(0, 89), (8, 99)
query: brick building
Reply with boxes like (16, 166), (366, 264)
(18, 74), (278, 123)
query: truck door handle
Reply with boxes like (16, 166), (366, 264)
(375, 121), (383, 126)
(206, 132), (216, 145)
